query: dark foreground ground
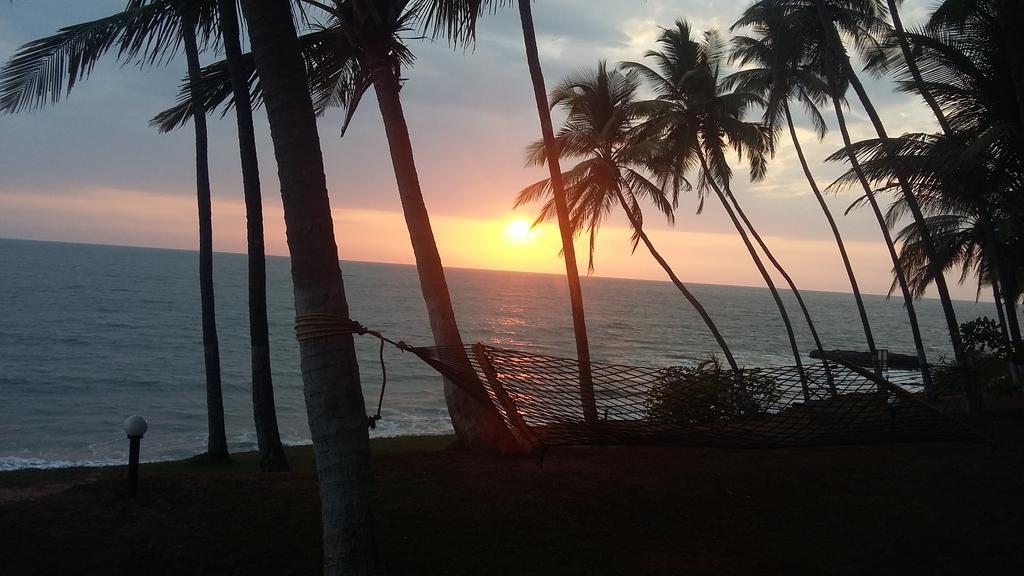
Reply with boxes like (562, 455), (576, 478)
(2, 409), (1023, 576)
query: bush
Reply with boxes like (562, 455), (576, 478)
(646, 357), (781, 426)
(936, 317), (1014, 394)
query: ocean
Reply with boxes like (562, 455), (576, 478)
(0, 238), (998, 469)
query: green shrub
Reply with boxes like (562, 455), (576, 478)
(936, 317), (1014, 394)
(646, 357), (781, 426)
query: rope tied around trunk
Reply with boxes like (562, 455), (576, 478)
(294, 313), (414, 429)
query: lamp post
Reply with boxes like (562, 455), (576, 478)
(123, 415), (148, 497)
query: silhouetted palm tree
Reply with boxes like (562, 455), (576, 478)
(516, 0), (597, 422)
(514, 62), (741, 372)
(740, 0), (972, 400)
(729, 17), (879, 368)
(0, 0), (232, 461)
(892, 0), (1024, 376)
(884, 0), (953, 134)
(625, 21), (813, 395)
(238, 0), (381, 572)
(215, 0), (289, 471)
(156, 0), (525, 450)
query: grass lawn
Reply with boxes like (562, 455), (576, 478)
(2, 410), (1023, 575)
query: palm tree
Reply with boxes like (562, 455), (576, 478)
(884, 0), (953, 134)
(625, 21), (814, 396)
(516, 0), (597, 423)
(838, 0), (1024, 384)
(912, 0), (1023, 376)
(992, 0), (1024, 132)
(829, 94), (937, 393)
(157, 0), (525, 450)
(728, 17), (880, 368)
(238, 0), (381, 572)
(0, 0), (231, 461)
(178, 3), (230, 462)
(215, 0), (289, 471)
(816, 0), (972, 395)
(736, 0), (971, 396)
(831, 134), (1023, 383)
(514, 62), (742, 373)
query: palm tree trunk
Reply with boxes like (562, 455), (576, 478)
(887, 0), (953, 134)
(995, 0), (1024, 135)
(216, 0), (289, 472)
(239, 1), (381, 573)
(367, 51), (521, 452)
(992, 277), (1023, 387)
(695, 150), (811, 398)
(517, 0), (597, 423)
(992, 251), (1024, 384)
(612, 190), (740, 373)
(785, 103), (877, 362)
(831, 94), (935, 395)
(991, 278), (1018, 392)
(722, 184), (836, 394)
(992, 280), (1010, 343)
(844, 68), (972, 402)
(819, 7), (970, 404)
(181, 10), (228, 463)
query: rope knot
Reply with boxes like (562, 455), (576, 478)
(294, 314), (367, 342)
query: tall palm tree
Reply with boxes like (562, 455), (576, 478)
(238, 0), (381, 572)
(911, 0), (1023, 376)
(737, 0), (971, 396)
(514, 62), (742, 373)
(625, 22), (813, 395)
(0, 0), (232, 461)
(833, 137), (1023, 382)
(818, 0), (972, 394)
(215, 0), (289, 471)
(178, 3), (230, 462)
(156, 0), (525, 450)
(829, 94), (937, 393)
(728, 18), (880, 368)
(840, 0), (1024, 382)
(516, 0), (597, 423)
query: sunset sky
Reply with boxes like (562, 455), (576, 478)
(0, 0), (980, 299)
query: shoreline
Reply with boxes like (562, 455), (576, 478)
(0, 433), (457, 474)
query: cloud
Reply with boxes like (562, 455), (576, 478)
(0, 0), (969, 297)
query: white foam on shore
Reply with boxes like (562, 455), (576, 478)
(0, 456), (122, 471)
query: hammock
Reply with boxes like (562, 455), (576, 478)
(293, 315), (982, 449)
(408, 344), (982, 449)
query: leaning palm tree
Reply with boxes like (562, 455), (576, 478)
(833, 132), (1024, 382)
(0, 0), (232, 461)
(728, 17), (880, 369)
(834, 0), (1024, 384)
(514, 62), (742, 373)
(516, 0), (597, 423)
(237, 1), (382, 572)
(741, 0), (972, 399)
(891, 0), (1024, 376)
(155, 0), (524, 451)
(735, 0), (961, 395)
(625, 21), (814, 395)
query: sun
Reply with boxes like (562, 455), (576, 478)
(505, 218), (536, 244)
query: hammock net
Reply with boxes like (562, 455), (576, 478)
(409, 344), (980, 449)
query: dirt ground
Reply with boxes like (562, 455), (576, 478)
(2, 411), (1022, 575)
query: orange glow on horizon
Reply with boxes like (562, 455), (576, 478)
(0, 186), (979, 299)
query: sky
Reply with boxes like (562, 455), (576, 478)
(0, 0), (982, 300)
